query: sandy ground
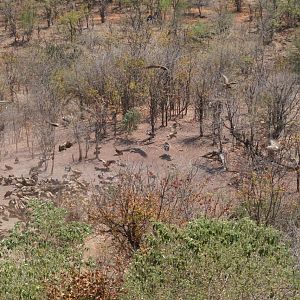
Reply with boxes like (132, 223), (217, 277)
(0, 110), (239, 230)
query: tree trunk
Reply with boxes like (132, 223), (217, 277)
(77, 140), (83, 161)
(84, 136), (90, 159)
(235, 0), (242, 12)
(74, 125), (82, 161)
(46, 10), (52, 28)
(199, 101), (204, 138)
(297, 170), (300, 193)
(161, 104), (165, 127)
(149, 97), (156, 134)
(50, 150), (55, 175)
(165, 105), (168, 127)
(112, 111), (117, 137)
(99, 4), (106, 23)
(95, 121), (101, 160)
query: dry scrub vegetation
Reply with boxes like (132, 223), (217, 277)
(0, 0), (299, 299)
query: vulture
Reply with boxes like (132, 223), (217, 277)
(266, 139), (280, 151)
(163, 142), (170, 152)
(115, 148), (123, 156)
(100, 159), (116, 169)
(221, 73), (237, 88)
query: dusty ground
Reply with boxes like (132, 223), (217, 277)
(0, 111), (237, 186)
(0, 109), (240, 229)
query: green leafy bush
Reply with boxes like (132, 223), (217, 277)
(277, 0), (300, 28)
(191, 22), (212, 39)
(58, 10), (83, 42)
(0, 199), (91, 300)
(20, 3), (37, 40)
(290, 31), (300, 73)
(123, 218), (299, 300)
(121, 109), (141, 134)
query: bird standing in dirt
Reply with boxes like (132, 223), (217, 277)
(100, 159), (116, 170)
(163, 142), (170, 152)
(4, 190), (13, 198)
(146, 130), (155, 138)
(4, 164), (13, 171)
(115, 148), (123, 156)
(171, 122), (179, 130)
(59, 144), (66, 152)
(65, 165), (71, 172)
(62, 116), (71, 126)
(65, 141), (73, 148)
(159, 142), (172, 161)
(168, 130), (177, 139)
(142, 130), (155, 144)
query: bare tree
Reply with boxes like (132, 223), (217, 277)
(193, 61), (216, 137)
(234, 0), (242, 12)
(239, 165), (287, 226)
(1, 0), (18, 42)
(98, 0), (109, 23)
(193, 0), (210, 17)
(255, 0), (276, 45)
(264, 72), (300, 139)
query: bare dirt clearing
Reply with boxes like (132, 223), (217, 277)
(0, 109), (242, 235)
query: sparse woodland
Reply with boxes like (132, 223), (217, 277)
(0, 0), (299, 299)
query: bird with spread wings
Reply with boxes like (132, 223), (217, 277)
(221, 73), (237, 89)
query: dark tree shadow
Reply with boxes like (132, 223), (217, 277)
(159, 154), (172, 161)
(116, 137), (137, 146)
(193, 163), (225, 174)
(179, 135), (212, 148)
(180, 135), (202, 145)
(130, 148), (148, 158)
(95, 167), (111, 172)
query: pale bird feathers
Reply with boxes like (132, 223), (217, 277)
(168, 131), (177, 139)
(163, 142), (170, 152)
(100, 159), (116, 168)
(221, 73), (229, 85)
(221, 73), (237, 87)
(266, 139), (280, 151)
(46, 121), (59, 127)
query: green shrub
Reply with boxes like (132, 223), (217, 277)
(191, 22), (212, 39)
(277, 0), (300, 28)
(0, 199), (91, 300)
(290, 31), (300, 73)
(123, 218), (299, 300)
(58, 10), (83, 42)
(121, 109), (141, 134)
(20, 4), (37, 40)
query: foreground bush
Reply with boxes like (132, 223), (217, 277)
(290, 31), (300, 73)
(46, 269), (117, 300)
(123, 218), (299, 300)
(89, 168), (225, 255)
(0, 199), (91, 300)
